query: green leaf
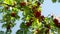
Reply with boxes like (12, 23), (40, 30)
(0, 0), (3, 2)
(4, 0), (13, 5)
(2, 24), (6, 28)
(16, 29), (28, 34)
(52, 0), (57, 3)
(20, 22), (27, 28)
(38, 0), (44, 4)
(15, 15), (20, 20)
(11, 23), (16, 27)
(16, 30), (23, 34)
(12, 7), (19, 13)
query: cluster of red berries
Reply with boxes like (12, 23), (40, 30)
(20, 2), (26, 7)
(11, 12), (16, 17)
(32, 1), (41, 11)
(34, 11), (41, 18)
(32, 6), (37, 11)
(25, 22), (31, 27)
(53, 18), (60, 28)
(26, 18), (33, 27)
(33, 9), (45, 22)
(38, 15), (45, 22)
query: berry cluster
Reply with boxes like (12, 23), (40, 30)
(11, 12), (16, 17)
(20, 2), (26, 7)
(34, 10), (41, 18)
(26, 18), (33, 27)
(25, 22), (31, 27)
(53, 18), (60, 28)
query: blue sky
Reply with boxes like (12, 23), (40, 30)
(41, 0), (60, 17)
(0, 0), (60, 34)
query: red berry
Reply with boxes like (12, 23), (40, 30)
(20, 2), (26, 7)
(53, 18), (59, 25)
(55, 23), (60, 28)
(32, 6), (37, 11)
(26, 22), (31, 27)
(58, 23), (60, 28)
(11, 12), (16, 17)
(34, 11), (41, 18)
(53, 18), (60, 28)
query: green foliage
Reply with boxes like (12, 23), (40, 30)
(38, 0), (44, 4)
(0, 0), (4, 2)
(16, 30), (23, 34)
(52, 0), (57, 3)
(20, 22), (26, 28)
(16, 29), (28, 34)
(4, 0), (13, 5)
(0, 0), (60, 34)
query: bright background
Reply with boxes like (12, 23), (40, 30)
(0, 0), (60, 34)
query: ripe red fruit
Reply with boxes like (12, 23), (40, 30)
(20, 2), (26, 7)
(53, 18), (60, 28)
(26, 22), (31, 27)
(11, 12), (16, 17)
(34, 11), (41, 18)
(53, 18), (59, 25)
(57, 23), (60, 28)
(32, 6), (37, 11)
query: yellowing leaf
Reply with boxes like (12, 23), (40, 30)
(4, 0), (13, 5)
